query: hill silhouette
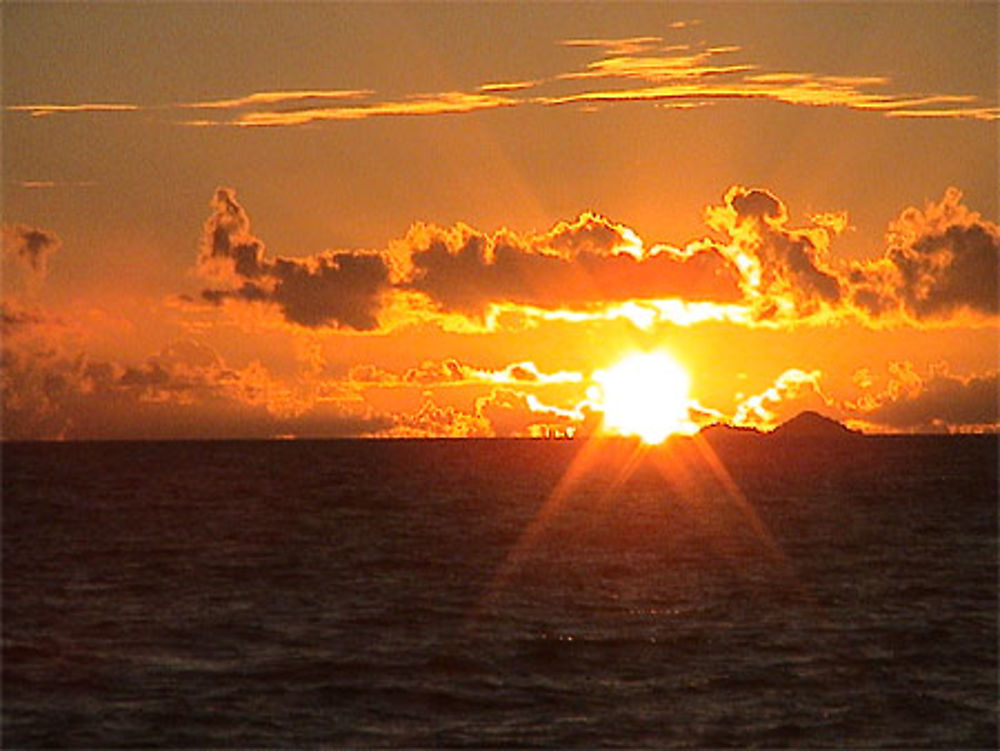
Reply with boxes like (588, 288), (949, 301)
(697, 422), (763, 444)
(697, 411), (855, 442)
(769, 410), (856, 439)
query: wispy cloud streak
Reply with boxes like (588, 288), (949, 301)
(8, 28), (995, 125)
(7, 103), (138, 117)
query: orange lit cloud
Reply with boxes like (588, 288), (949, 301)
(393, 213), (741, 318)
(6, 103), (138, 117)
(704, 186), (999, 327)
(11, 29), (995, 126)
(347, 358), (582, 388)
(558, 47), (754, 83)
(560, 36), (667, 56)
(181, 89), (372, 109)
(478, 80), (541, 93)
(229, 92), (520, 127)
(372, 387), (582, 439)
(373, 398), (491, 438)
(188, 185), (996, 333)
(540, 81), (993, 120)
(732, 369), (834, 430)
(477, 388), (582, 438)
(705, 186), (844, 322)
(537, 40), (996, 120)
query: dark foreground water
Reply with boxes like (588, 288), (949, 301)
(3, 436), (997, 748)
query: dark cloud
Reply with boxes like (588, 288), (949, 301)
(191, 186), (995, 332)
(860, 369), (999, 432)
(396, 213), (741, 317)
(1, 300), (54, 330)
(702, 186), (998, 326)
(198, 188), (391, 330)
(2, 223), (61, 278)
(1, 335), (391, 440)
(849, 189), (999, 322)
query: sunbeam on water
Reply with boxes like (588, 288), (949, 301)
(3, 436), (997, 748)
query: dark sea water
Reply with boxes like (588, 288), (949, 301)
(3, 436), (997, 748)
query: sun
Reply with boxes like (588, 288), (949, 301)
(591, 351), (692, 444)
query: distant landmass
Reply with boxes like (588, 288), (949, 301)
(698, 411), (857, 442)
(769, 410), (857, 439)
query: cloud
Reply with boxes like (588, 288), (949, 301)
(2, 223), (61, 278)
(847, 188), (1000, 323)
(342, 357), (587, 437)
(0, 328), (387, 440)
(478, 80), (542, 93)
(476, 388), (582, 438)
(13, 23), (996, 128)
(539, 47), (997, 120)
(697, 185), (999, 327)
(6, 103), (138, 117)
(347, 358), (583, 390)
(848, 362), (999, 433)
(732, 369), (834, 430)
(181, 89), (372, 110)
(558, 47), (755, 83)
(15, 180), (98, 190)
(372, 385), (583, 439)
(393, 212), (741, 318)
(189, 184), (994, 332)
(705, 186), (844, 321)
(229, 92), (519, 127)
(197, 188), (391, 330)
(560, 36), (666, 56)
(375, 398), (492, 438)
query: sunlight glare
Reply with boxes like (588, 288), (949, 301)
(593, 352), (692, 444)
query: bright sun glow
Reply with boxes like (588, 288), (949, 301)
(592, 352), (692, 444)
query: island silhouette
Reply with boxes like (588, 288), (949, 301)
(698, 410), (857, 444)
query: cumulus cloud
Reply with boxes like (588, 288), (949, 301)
(189, 185), (995, 332)
(705, 186), (844, 321)
(849, 362), (999, 433)
(847, 188), (999, 323)
(198, 188), (391, 330)
(2, 223), (61, 279)
(698, 185), (999, 327)
(392, 212), (741, 318)
(476, 388), (582, 438)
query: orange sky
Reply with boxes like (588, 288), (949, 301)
(2, 3), (997, 439)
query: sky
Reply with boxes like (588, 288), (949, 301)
(2, 1), (998, 440)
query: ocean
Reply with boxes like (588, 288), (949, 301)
(3, 436), (997, 748)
